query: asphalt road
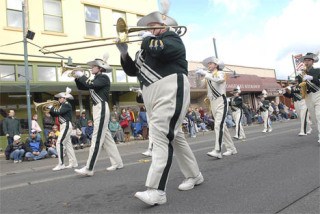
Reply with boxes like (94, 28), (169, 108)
(0, 120), (319, 214)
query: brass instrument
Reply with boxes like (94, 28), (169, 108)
(34, 100), (60, 113)
(60, 61), (91, 78)
(40, 18), (187, 54)
(298, 69), (308, 99)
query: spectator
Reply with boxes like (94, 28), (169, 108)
(203, 113), (214, 130)
(51, 125), (60, 137)
(43, 112), (54, 141)
(2, 109), (21, 145)
(71, 123), (86, 149)
(25, 130), (48, 161)
(110, 105), (120, 122)
(31, 114), (42, 139)
(77, 111), (88, 135)
(109, 117), (125, 143)
(45, 131), (58, 158)
(139, 106), (149, 140)
(85, 120), (94, 145)
(120, 108), (131, 142)
(5, 135), (25, 163)
(187, 107), (196, 138)
(198, 107), (205, 120)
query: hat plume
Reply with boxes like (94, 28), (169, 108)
(160, 0), (170, 15)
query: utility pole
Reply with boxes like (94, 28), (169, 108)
(22, 1), (32, 133)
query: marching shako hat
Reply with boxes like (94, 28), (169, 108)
(137, 11), (178, 27)
(231, 86), (241, 94)
(55, 87), (74, 100)
(202, 56), (225, 70)
(87, 52), (112, 73)
(302, 52), (319, 63)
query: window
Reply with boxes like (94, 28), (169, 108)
(43, 0), (63, 32)
(7, 0), (23, 28)
(58, 70), (74, 82)
(38, 66), (57, 81)
(116, 70), (126, 83)
(0, 65), (15, 82)
(127, 76), (137, 83)
(106, 72), (113, 83)
(85, 5), (101, 37)
(17, 65), (33, 82)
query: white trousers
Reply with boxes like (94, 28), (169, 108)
(294, 100), (311, 134)
(86, 102), (123, 171)
(56, 122), (77, 166)
(210, 96), (236, 152)
(142, 73), (200, 191)
(261, 111), (271, 131)
(305, 91), (320, 141)
(232, 109), (246, 139)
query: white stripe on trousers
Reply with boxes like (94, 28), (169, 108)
(85, 102), (123, 171)
(294, 100), (311, 134)
(56, 122), (77, 166)
(210, 96), (236, 152)
(304, 91), (320, 141)
(142, 74), (200, 191)
(232, 109), (246, 139)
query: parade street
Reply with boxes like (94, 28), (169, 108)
(0, 120), (319, 214)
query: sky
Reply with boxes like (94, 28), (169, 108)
(163, 0), (320, 80)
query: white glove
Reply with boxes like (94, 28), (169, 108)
(138, 31), (154, 39)
(47, 105), (53, 109)
(196, 69), (207, 76)
(115, 40), (128, 56)
(303, 75), (313, 81)
(74, 70), (84, 78)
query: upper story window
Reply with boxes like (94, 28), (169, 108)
(85, 5), (101, 37)
(38, 66), (57, 81)
(43, 0), (63, 32)
(6, 0), (23, 28)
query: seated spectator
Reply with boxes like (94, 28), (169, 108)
(25, 130), (48, 161)
(45, 131), (58, 158)
(5, 135), (25, 163)
(203, 113), (214, 130)
(139, 106), (149, 140)
(71, 123), (86, 149)
(85, 120), (94, 145)
(109, 117), (125, 143)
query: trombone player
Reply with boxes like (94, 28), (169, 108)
(116, 11), (203, 205)
(296, 52), (320, 144)
(48, 87), (78, 171)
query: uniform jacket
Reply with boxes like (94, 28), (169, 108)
(49, 101), (72, 124)
(120, 30), (188, 87)
(230, 96), (243, 111)
(204, 70), (227, 100)
(75, 73), (110, 105)
(296, 67), (320, 93)
(2, 116), (21, 137)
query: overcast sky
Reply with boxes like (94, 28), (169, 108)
(166, 0), (320, 79)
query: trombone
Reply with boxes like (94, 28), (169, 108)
(40, 18), (187, 54)
(60, 61), (91, 78)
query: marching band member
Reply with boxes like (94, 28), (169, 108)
(282, 81), (312, 136)
(74, 54), (123, 176)
(258, 90), (273, 133)
(49, 87), (78, 171)
(230, 86), (246, 140)
(296, 52), (320, 143)
(116, 11), (203, 205)
(196, 57), (237, 158)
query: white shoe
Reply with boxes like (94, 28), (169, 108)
(74, 166), (94, 176)
(134, 189), (167, 205)
(207, 150), (222, 159)
(307, 129), (312, 134)
(267, 129), (272, 132)
(18, 160), (22, 163)
(106, 164), (123, 171)
(51, 155), (57, 158)
(223, 149), (238, 156)
(298, 132), (307, 136)
(233, 136), (239, 140)
(262, 129), (267, 133)
(178, 173), (204, 191)
(65, 164), (78, 169)
(13, 160), (18, 163)
(142, 150), (152, 157)
(318, 139), (320, 144)
(52, 164), (66, 171)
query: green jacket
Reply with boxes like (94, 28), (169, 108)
(2, 116), (21, 137)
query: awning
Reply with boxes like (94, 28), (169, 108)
(226, 74), (262, 92)
(260, 77), (282, 96)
